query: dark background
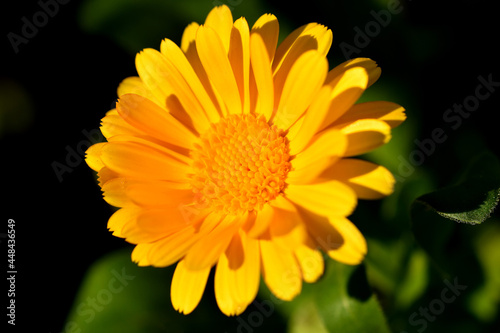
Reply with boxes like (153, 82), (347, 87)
(1, 0), (498, 332)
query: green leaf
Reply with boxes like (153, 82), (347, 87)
(410, 152), (500, 278)
(64, 249), (288, 333)
(64, 249), (173, 333)
(393, 248), (429, 309)
(467, 221), (500, 322)
(314, 260), (390, 333)
(259, 258), (390, 333)
(412, 151), (500, 225)
(288, 299), (329, 333)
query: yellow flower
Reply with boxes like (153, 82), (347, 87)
(85, 5), (405, 316)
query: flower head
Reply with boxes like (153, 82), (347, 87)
(86, 5), (405, 316)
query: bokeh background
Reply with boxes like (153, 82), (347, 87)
(2, 0), (499, 332)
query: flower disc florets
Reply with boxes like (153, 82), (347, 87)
(190, 114), (290, 215)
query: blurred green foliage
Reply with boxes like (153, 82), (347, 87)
(0, 79), (34, 137)
(64, 249), (287, 333)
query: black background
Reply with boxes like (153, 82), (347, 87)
(1, 0), (498, 331)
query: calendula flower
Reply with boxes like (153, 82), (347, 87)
(85, 5), (405, 316)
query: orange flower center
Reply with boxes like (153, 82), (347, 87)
(190, 114), (291, 215)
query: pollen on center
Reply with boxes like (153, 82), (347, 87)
(190, 114), (291, 215)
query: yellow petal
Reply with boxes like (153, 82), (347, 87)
(339, 119), (391, 157)
(160, 38), (221, 124)
(286, 157), (337, 186)
(100, 141), (190, 182)
(319, 159), (395, 199)
(196, 25), (242, 114)
(100, 109), (145, 140)
(101, 177), (131, 207)
(287, 85), (333, 154)
(301, 24), (333, 57)
(326, 57), (381, 88)
(184, 213), (243, 270)
(117, 76), (163, 107)
(117, 94), (196, 149)
(121, 224), (167, 244)
(108, 207), (167, 244)
(102, 177), (191, 209)
(325, 216), (367, 265)
(136, 205), (206, 235)
(250, 33), (274, 121)
(181, 22), (199, 53)
(269, 204), (308, 250)
(107, 206), (139, 237)
(116, 76), (155, 102)
(125, 181), (192, 207)
(244, 203), (274, 238)
(214, 231), (260, 316)
(294, 239), (324, 283)
(286, 180), (357, 217)
(273, 23), (332, 75)
(334, 101), (406, 129)
(295, 206), (341, 252)
(204, 4), (234, 53)
(136, 49), (211, 134)
(300, 208), (365, 265)
(268, 194), (296, 211)
(290, 128), (346, 171)
(171, 259), (211, 315)
(131, 243), (153, 266)
(135, 48), (174, 106)
(97, 167), (119, 187)
(287, 129), (346, 185)
(146, 213), (227, 266)
(85, 142), (106, 171)
(251, 13), (279, 62)
(260, 239), (302, 301)
(273, 50), (328, 130)
(319, 67), (369, 131)
(146, 226), (201, 267)
(117, 76), (142, 96)
(273, 25), (328, 114)
(229, 18), (250, 114)
(183, 24), (227, 117)
(106, 134), (191, 166)
(133, 188), (208, 235)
